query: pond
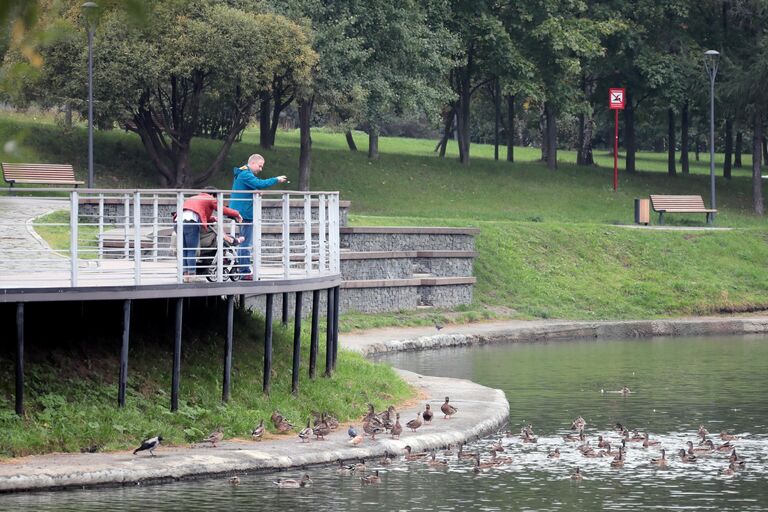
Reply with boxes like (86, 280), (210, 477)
(2, 335), (767, 511)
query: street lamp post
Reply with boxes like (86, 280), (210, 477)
(704, 50), (720, 224)
(82, 2), (98, 189)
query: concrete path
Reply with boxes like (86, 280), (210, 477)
(0, 196), (69, 272)
(0, 368), (508, 492)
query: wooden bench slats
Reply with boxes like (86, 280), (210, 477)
(2, 162), (84, 190)
(649, 194), (716, 225)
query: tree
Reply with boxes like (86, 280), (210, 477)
(7, 1), (315, 187)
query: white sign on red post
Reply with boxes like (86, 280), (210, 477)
(609, 88), (625, 110)
(609, 88), (625, 190)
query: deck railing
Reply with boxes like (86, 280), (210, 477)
(0, 188), (340, 288)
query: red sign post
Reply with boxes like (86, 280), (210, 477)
(608, 88), (625, 191)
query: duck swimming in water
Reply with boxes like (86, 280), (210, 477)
(642, 433), (660, 448)
(274, 474), (312, 488)
(650, 449), (668, 467)
(678, 449), (697, 463)
(361, 470), (381, 485)
(571, 467), (583, 480)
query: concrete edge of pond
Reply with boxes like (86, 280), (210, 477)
(345, 316), (768, 357)
(0, 369), (509, 493)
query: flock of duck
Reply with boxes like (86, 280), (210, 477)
(131, 395), (750, 488)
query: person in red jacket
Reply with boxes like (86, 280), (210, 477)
(180, 188), (242, 282)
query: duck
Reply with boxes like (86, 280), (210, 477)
(621, 386), (631, 394)
(313, 414), (331, 440)
(271, 410), (283, 428)
(202, 428), (224, 447)
(650, 449), (668, 467)
(521, 430), (538, 443)
(442, 444), (454, 456)
(614, 422), (625, 434)
(404, 445), (429, 461)
(361, 470), (381, 484)
(489, 449), (513, 465)
(678, 449), (697, 463)
(251, 420), (265, 441)
(348, 425), (358, 439)
(697, 424), (709, 439)
(548, 448), (561, 459)
(597, 435), (608, 449)
(362, 418), (385, 440)
(597, 442), (614, 457)
(610, 447), (625, 468)
(390, 413), (403, 439)
(376, 406), (396, 430)
(628, 430), (645, 443)
(571, 416), (586, 430)
(491, 439), (505, 453)
(276, 417), (295, 434)
(719, 462), (737, 477)
(715, 441), (734, 453)
(729, 449), (746, 466)
(563, 429), (585, 442)
(571, 466), (584, 480)
(642, 433), (660, 448)
(274, 474), (313, 488)
(406, 412), (423, 432)
(380, 452), (394, 465)
(457, 443), (478, 460)
(229, 475), (240, 485)
(337, 460), (366, 474)
(687, 440), (711, 455)
(473, 452), (499, 472)
(324, 412), (340, 430)
(422, 404), (434, 423)
(298, 419), (312, 443)
(427, 452), (449, 467)
(720, 431), (740, 441)
(441, 397), (458, 419)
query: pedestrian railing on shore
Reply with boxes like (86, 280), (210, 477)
(0, 188), (341, 288)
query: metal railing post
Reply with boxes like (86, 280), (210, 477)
(216, 193), (224, 282)
(98, 194), (104, 259)
(152, 195), (159, 262)
(282, 193), (290, 279)
(123, 194), (130, 260)
(133, 191), (142, 285)
(318, 194), (326, 272)
(176, 192), (184, 283)
(304, 194), (312, 274)
(70, 190), (79, 287)
(253, 193), (261, 279)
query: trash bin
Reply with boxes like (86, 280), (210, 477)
(634, 198), (650, 225)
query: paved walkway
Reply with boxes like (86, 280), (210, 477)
(0, 196), (69, 272)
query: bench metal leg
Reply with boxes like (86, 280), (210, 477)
(658, 212), (665, 225)
(706, 212), (713, 225)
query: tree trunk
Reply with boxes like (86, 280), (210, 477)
(681, 101), (689, 175)
(723, 118), (733, 179)
(456, 70), (471, 166)
(345, 130), (357, 151)
(735, 131), (743, 167)
(435, 106), (454, 158)
(259, 93), (272, 149)
(494, 78), (500, 161)
(506, 94), (514, 162)
(667, 107), (676, 176)
(368, 129), (379, 160)
(298, 97), (313, 191)
(577, 111), (594, 166)
(624, 98), (636, 173)
(695, 136), (701, 161)
(752, 113), (764, 215)
(763, 136), (768, 164)
(544, 101), (557, 171)
(539, 106), (548, 162)
(64, 104), (72, 128)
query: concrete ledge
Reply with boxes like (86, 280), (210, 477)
(346, 317), (768, 357)
(0, 370), (508, 493)
(341, 250), (478, 260)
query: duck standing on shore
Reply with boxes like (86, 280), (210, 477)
(406, 412), (423, 432)
(298, 419), (312, 443)
(422, 404), (434, 423)
(391, 413), (403, 439)
(251, 420), (265, 441)
(441, 397), (458, 419)
(201, 428), (224, 448)
(133, 435), (163, 457)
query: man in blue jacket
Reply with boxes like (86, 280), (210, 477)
(230, 154), (288, 280)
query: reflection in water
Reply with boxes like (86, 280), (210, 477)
(2, 335), (767, 511)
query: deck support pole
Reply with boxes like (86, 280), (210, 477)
(118, 299), (131, 407)
(282, 292), (289, 325)
(15, 303), (24, 416)
(263, 294), (274, 395)
(309, 289), (319, 379)
(291, 291), (303, 395)
(223, 295), (234, 402)
(332, 286), (340, 370)
(171, 297), (183, 412)
(325, 287), (334, 377)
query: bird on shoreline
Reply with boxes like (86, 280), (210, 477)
(298, 419), (312, 443)
(422, 404), (434, 423)
(133, 435), (162, 457)
(251, 420), (265, 441)
(348, 425), (358, 439)
(441, 397), (458, 419)
(391, 413), (403, 439)
(406, 412), (423, 432)
(202, 428), (224, 447)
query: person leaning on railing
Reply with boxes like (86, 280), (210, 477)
(176, 187), (242, 283)
(229, 154), (288, 281)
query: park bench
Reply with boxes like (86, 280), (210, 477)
(2, 162), (84, 193)
(649, 194), (717, 225)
